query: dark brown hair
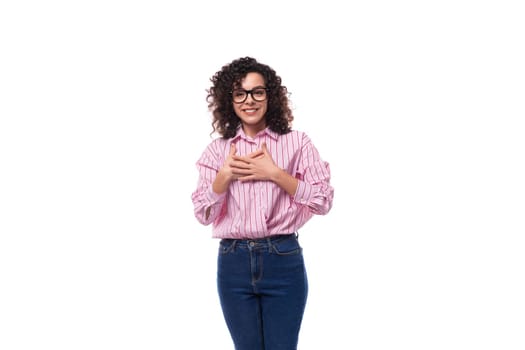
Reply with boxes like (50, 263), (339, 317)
(206, 57), (293, 138)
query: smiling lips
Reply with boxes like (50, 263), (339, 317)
(243, 108), (258, 115)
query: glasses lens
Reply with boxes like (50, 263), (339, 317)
(232, 90), (247, 103)
(251, 88), (267, 102)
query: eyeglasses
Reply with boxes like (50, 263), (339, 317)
(230, 87), (268, 103)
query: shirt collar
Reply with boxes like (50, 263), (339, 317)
(232, 127), (279, 142)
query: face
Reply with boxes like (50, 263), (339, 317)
(232, 72), (268, 137)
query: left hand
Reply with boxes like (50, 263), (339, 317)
(230, 143), (280, 181)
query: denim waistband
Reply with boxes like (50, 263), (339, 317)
(220, 233), (296, 248)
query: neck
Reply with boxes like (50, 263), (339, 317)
(242, 124), (266, 138)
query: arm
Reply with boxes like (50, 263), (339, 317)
(212, 143), (239, 194)
(231, 138), (334, 215)
(191, 142), (240, 225)
(269, 168), (298, 197)
(191, 163), (226, 226)
(293, 135), (334, 215)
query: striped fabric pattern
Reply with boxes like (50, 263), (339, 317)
(192, 127), (334, 239)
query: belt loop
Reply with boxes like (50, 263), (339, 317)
(266, 237), (273, 253)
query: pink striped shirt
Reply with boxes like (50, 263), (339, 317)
(191, 127), (334, 239)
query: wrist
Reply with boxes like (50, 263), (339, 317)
(271, 168), (298, 196)
(270, 167), (286, 182)
(213, 171), (232, 194)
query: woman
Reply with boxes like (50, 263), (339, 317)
(191, 57), (334, 350)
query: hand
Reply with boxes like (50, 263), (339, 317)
(212, 143), (244, 194)
(218, 143), (244, 181)
(231, 143), (280, 182)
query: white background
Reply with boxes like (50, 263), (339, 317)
(1, 1), (524, 349)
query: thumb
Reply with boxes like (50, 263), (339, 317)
(229, 142), (237, 156)
(261, 142), (268, 154)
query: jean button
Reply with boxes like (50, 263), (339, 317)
(249, 241), (255, 247)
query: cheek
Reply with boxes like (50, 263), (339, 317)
(261, 103), (268, 115)
(232, 104), (241, 116)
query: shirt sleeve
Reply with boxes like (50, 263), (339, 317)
(293, 134), (334, 215)
(191, 142), (227, 225)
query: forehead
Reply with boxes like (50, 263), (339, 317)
(238, 72), (265, 89)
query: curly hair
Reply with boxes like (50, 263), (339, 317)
(206, 57), (293, 139)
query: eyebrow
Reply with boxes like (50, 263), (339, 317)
(234, 85), (266, 91)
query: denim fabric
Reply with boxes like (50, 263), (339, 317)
(217, 234), (308, 350)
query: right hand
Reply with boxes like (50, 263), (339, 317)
(218, 143), (241, 180)
(213, 143), (245, 193)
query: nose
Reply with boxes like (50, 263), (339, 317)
(245, 93), (256, 104)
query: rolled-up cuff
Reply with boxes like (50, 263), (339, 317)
(205, 187), (226, 205)
(293, 180), (314, 205)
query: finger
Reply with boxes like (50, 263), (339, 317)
(231, 168), (252, 175)
(229, 143), (236, 156)
(231, 174), (246, 180)
(230, 160), (251, 169)
(261, 142), (271, 156)
(232, 155), (253, 163)
(246, 149), (264, 158)
(238, 175), (256, 182)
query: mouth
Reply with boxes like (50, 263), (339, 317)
(242, 108), (258, 114)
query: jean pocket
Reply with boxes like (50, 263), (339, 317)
(271, 236), (302, 256)
(219, 240), (236, 255)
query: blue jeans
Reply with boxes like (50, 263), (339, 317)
(217, 234), (308, 350)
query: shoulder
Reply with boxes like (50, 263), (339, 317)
(281, 129), (312, 145)
(198, 136), (230, 162)
(204, 136), (229, 151)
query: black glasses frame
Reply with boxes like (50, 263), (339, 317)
(230, 87), (269, 104)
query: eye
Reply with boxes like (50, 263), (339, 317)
(233, 90), (246, 98)
(253, 88), (266, 97)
